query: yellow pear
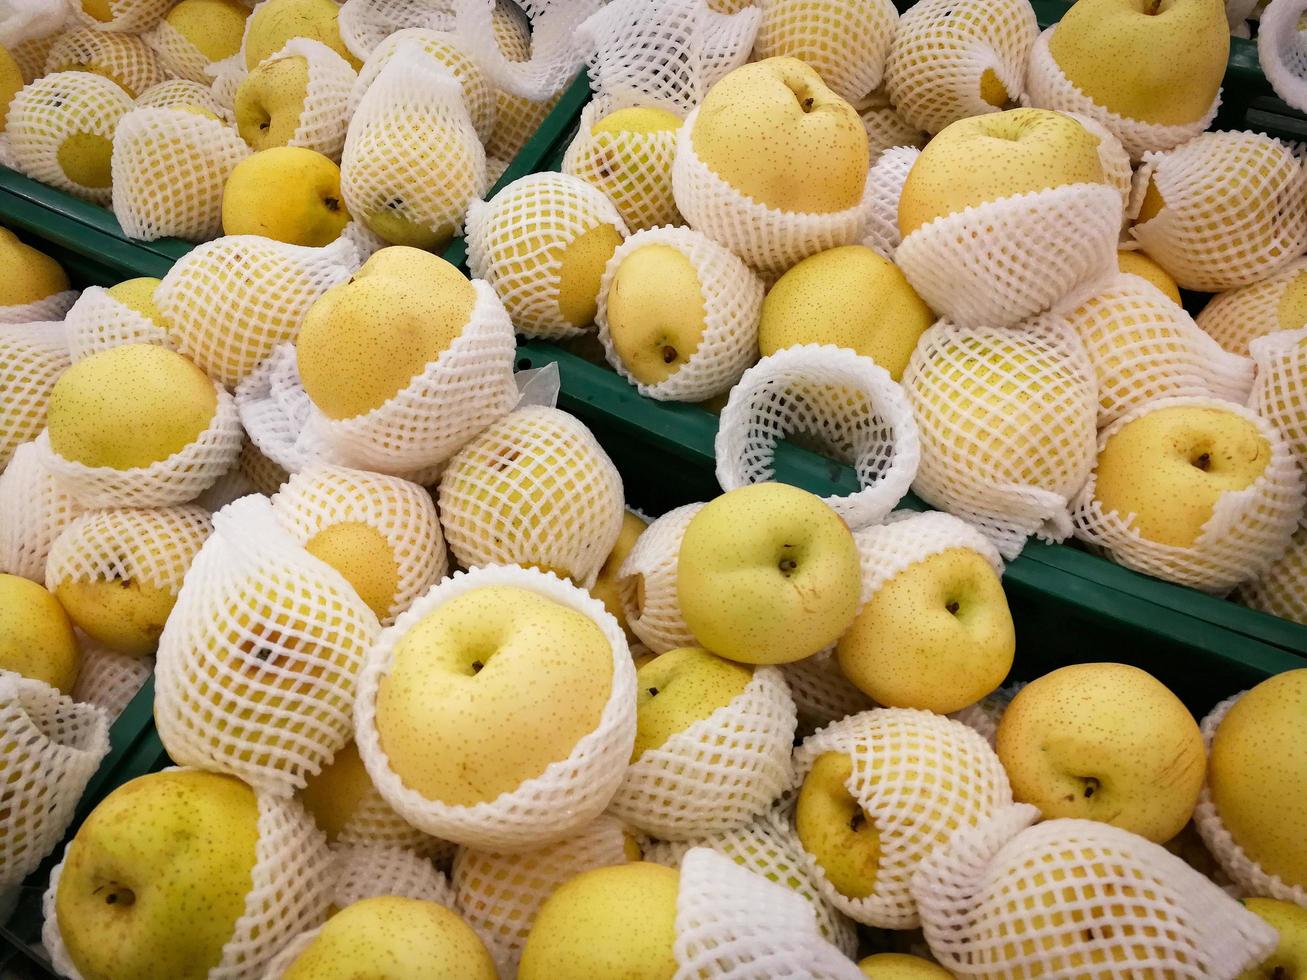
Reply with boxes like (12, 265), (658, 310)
(996, 662), (1205, 842)
(55, 771), (261, 980)
(518, 863), (679, 980)
(758, 245), (934, 380)
(0, 227), (69, 307)
(1093, 405), (1271, 548)
(164, 0), (250, 64)
(304, 522), (398, 620)
(78, 0), (114, 23)
(899, 108), (1105, 235)
(375, 585), (614, 807)
(795, 752), (880, 899)
(0, 45), (21, 131)
(1278, 269), (1307, 330)
(1237, 898), (1307, 980)
(55, 578), (177, 658)
(243, 0), (360, 71)
(593, 106), (681, 136)
(558, 223), (624, 328)
(106, 277), (167, 328)
(858, 953), (954, 979)
(234, 56), (310, 151)
(57, 130), (114, 191)
(1208, 669), (1307, 891)
(297, 247), (475, 420)
(222, 147), (350, 246)
(590, 510), (648, 641)
(1047, 0), (1229, 126)
(605, 243), (709, 385)
(297, 739), (374, 840)
(577, 106), (681, 229)
(692, 57), (868, 213)
(46, 344), (217, 470)
(0, 574), (79, 693)
(1118, 249), (1181, 304)
(631, 647), (753, 762)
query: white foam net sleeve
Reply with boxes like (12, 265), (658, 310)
(851, 510), (1004, 611)
(616, 501), (704, 653)
(1194, 692), (1307, 905)
(239, 438), (291, 496)
(111, 107), (251, 243)
(340, 45), (487, 247)
(209, 59), (248, 116)
(1067, 272), (1256, 428)
(596, 225), (762, 401)
(779, 648), (874, 738)
(136, 78), (230, 119)
(904, 317), (1099, 561)
(354, 564), (637, 852)
(1248, 325), (1307, 479)
(43, 29), (162, 97)
(70, 641), (153, 721)
(0, 290), (77, 326)
(34, 382), (243, 510)
(0, 440), (84, 583)
(144, 20), (220, 83)
(753, 0), (897, 104)
(153, 495), (380, 795)
(672, 109), (876, 281)
(672, 846), (864, 980)
(304, 280), (519, 476)
(451, 813), (630, 967)
(1067, 110), (1134, 224)
(1196, 257), (1307, 356)
(645, 806), (858, 958)
(5, 71), (134, 205)
(716, 345), (920, 530)
(1024, 28), (1219, 160)
(271, 464), (447, 626)
(158, 235), (357, 390)
(0, 320), (69, 472)
(332, 842), (455, 908)
(1239, 522), (1307, 625)
(862, 145), (919, 259)
(912, 803), (1280, 979)
(453, 0), (597, 101)
(896, 182), (1122, 331)
(63, 286), (176, 363)
(195, 458), (259, 512)
(857, 94), (929, 165)
(338, 218), (388, 264)
(436, 405), (625, 589)
(1259, 0), (1307, 113)
(792, 707), (1015, 929)
(339, 0), (454, 63)
(1072, 396), (1305, 594)
(1130, 131), (1307, 292)
(883, 0), (1038, 136)
(465, 171), (630, 341)
(611, 666), (796, 840)
(254, 38), (357, 161)
(698, 7), (760, 89)
(0, 675), (108, 891)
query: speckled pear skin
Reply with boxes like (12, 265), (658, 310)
(997, 662), (1205, 842)
(105, 277), (168, 328)
(631, 646), (753, 762)
(46, 344), (217, 471)
(55, 577), (176, 657)
(592, 106), (681, 136)
(795, 752), (881, 899)
(243, 0), (360, 71)
(0, 228), (69, 306)
(304, 522), (398, 620)
(1209, 669), (1307, 889)
(165, 0), (249, 63)
(556, 222), (624, 328)
(607, 244), (709, 385)
(691, 57), (869, 214)
(298, 739), (371, 841)
(222, 148), (351, 247)
(517, 863), (680, 980)
(1236, 898), (1307, 979)
(282, 896), (497, 980)
(55, 770), (260, 980)
(235, 57), (311, 152)
(589, 511), (648, 640)
(0, 573), (79, 692)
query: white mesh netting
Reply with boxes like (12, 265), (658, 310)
(1248, 325), (1307, 478)
(45, 775), (337, 980)
(43, 28), (162, 97)
(0, 290), (78, 326)
(111, 106), (251, 243)
(616, 501), (703, 654)
(436, 405), (625, 589)
(210, 59), (247, 116)
(1024, 28), (1220, 160)
(779, 647), (874, 737)
(882, 0), (1038, 136)
(63, 285), (176, 362)
(136, 78), (230, 118)
(145, 20), (221, 83)
(0, 675), (108, 892)
(753, 0), (896, 104)
(451, 813), (630, 966)
(902, 317), (1099, 560)
(1069, 110), (1134, 222)
(1130, 131), (1307, 292)
(895, 181), (1122, 330)
(1067, 272), (1255, 428)
(715, 345), (920, 530)
(484, 0), (562, 160)
(862, 145), (918, 259)
(158, 235), (356, 389)
(791, 707), (1014, 929)
(465, 171), (629, 340)
(912, 803), (1279, 978)
(70, 641), (153, 721)
(596, 225), (762, 402)
(1239, 522), (1307, 625)
(699, 7), (760, 88)
(611, 666), (796, 840)
(239, 438), (291, 495)
(452, 0), (596, 102)
(857, 92), (928, 164)
(338, 218), (389, 263)
(1196, 257), (1307, 356)
(1194, 692), (1307, 905)
(1072, 396), (1305, 594)
(34, 380), (243, 510)
(195, 457), (259, 513)
(1259, 0), (1307, 113)
(270, 463), (448, 626)
(354, 564), (637, 851)
(153, 495), (380, 794)
(340, 46), (487, 250)
(9, 35), (61, 85)
(339, 0), (454, 63)
(673, 846), (864, 980)
(672, 108), (876, 281)
(0, 320), (69, 472)
(0, 440), (83, 583)
(6, 71), (134, 204)
(235, 343), (327, 476)
(332, 841), (455, 909)
(252, 38), (357, 161)
(304, 279), (519, 476)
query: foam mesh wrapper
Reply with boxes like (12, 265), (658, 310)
(136, 78), (230, 119)
(70, 640), (154, 722)
(780, 648), (874, 738)
(1248, 323), (1307, 478)
(616, 501), (704, 654)
(354, 564), (637, 852)
(852, 510), (1004, 612)
(1239, 522), (1307, 626)
(862, 145), (918, 259)
(145, 19), (217, 82)
(339, 0), (455, 63)
(1258, 0), (1307, 113)
(0, 440), (84, 583)
(255, 38), (358, 161)
(63, 286), (176, 362)
(43, 29), (162, 97)
(0, 290), (77, 325)
(0, 320), (70, 471)
(452, 0), (598, 102)
(1196, 256), (1307, 356)
(753, 0), (895, 104)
